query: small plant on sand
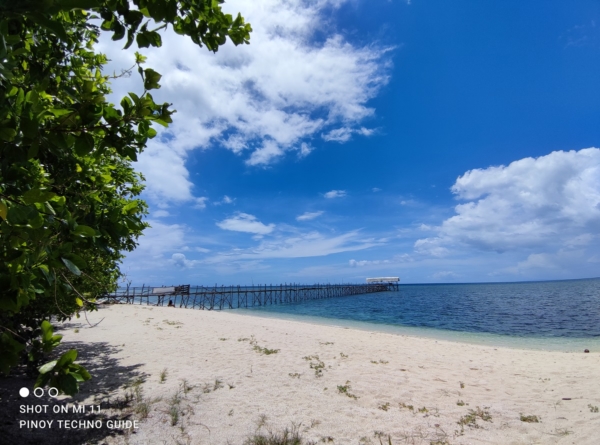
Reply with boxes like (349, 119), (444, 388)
(168, 392), (181, 426)
(303, 355), (326, 377)
(289, 373), (301, 379)
(418, 407), (429, 413)
(213, 379), (224, 391)
(554, 428), (572, 436)
(378, 402), (391, 411)
(337, 381), (358, 399)
(459, 381), (465, 389)
(319, 342), (334, 346)
(399, 403), (414, 411)
(339, 352), (348, 358)
(181, 379), (194, 394)
(588, 404), (599, 413)
(456, 400), (465, 406)
(458, 407), (492, 429)
(243, 424), (314, 445)
(159, 368), (168, 384)
(519, 414), (540, 423)
(253, 344), (280, 355)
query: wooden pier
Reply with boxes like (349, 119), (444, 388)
(102, 282), (399, 310)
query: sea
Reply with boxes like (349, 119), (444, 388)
(237, 278), (600, 352)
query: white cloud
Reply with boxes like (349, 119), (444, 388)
(324, 189), (347, 199)
(214, 195), (236, 206)
(216, 213), (275, 235)
(372, 187), (382, 192)
(415, 148), (600, 255)
(97, 0), (391, 204)
(206, 230), (378, 261)
(322, 126), (375, 142)
(170, 253), (199, 268)
(153, 210), (170, 218)
(296, 211), (324, 221)
(194, 197), (208, 209)
(349, 254), (412, 267)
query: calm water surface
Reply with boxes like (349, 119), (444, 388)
(238, 278), (600, 351)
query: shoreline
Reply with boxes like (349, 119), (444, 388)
(9, 303), (600, 444)
(234, 306), (600, 353)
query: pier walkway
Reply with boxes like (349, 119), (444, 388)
(102, 282), (399, 310)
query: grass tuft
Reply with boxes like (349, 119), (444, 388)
(458, 407), (492, 429)
(159, 368), (168, 384)
(520, 414), (540, 423)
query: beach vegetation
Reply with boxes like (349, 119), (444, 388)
(180, 379), (194, 394)
(0, 0), (250, 395)
(253, 344), (280, 355)
(159, 368), (168, 384)
(337, 381), (358, 399)
(303, 355), (326, 377)
(243, 424), (315, 445)
(378, 402), (391, 411)
(399, 402), (414, 411)
(339, 352), (348, 358)
(456, 400), (465, 406)
(588, 404), (599, 413)
(519, 414), (540, 423)
(458, 407), (492, 429)
(553, 428), (572, 436)
(289, 372), (301, 378)
(459, 381), (465, 389)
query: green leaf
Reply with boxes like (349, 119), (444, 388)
(57, 373), (79, 395)
(73, 225), (96, 237)
(23, 189), (56, 204)
(41, 320), (54, 342)
(39, 360), (58, 375)
(0, 126), (17, 141)
(74, 133), (95, 156)
(0, 202), (6, 220)
(61, 258), (82, 276)
(143, 68), (162, 90)
(75, 297), (83, 307)
(55, 349), (78, 369)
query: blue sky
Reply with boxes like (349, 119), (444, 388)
(99, 0), (600, 286)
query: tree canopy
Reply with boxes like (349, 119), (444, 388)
(0, 0), (250, 395)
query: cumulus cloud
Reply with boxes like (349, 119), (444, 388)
(216, 213), (275, 235)
(170, 253), (199, 268)
(324, 190), (347, 199)
(97, 0), (391, 205)
(415, 148), (600, 255)
(296, 211), (324, 221)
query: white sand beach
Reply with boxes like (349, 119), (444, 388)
(60, 304), (599, 444)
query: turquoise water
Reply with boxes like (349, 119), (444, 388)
(237, 278), (600, 351)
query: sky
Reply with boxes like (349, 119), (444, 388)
(97, 0), (600, 286)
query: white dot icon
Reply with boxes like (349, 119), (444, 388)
(19, 387), (29, 398)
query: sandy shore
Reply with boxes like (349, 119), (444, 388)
(40, 304), (600, 444)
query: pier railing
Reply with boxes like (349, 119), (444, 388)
(102, 282), (399, 310)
